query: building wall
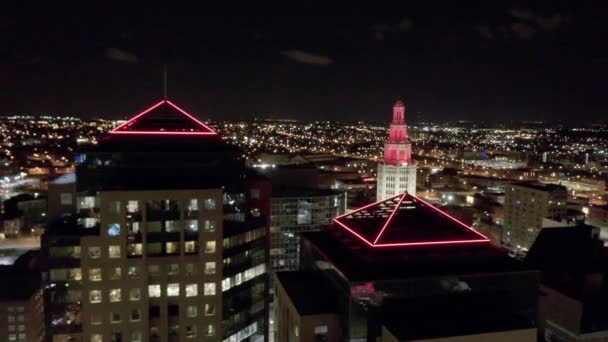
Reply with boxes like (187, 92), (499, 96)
(0, 290), (45, 342)
(504, 184), (567, 252)
(48, 181), (77, 220)
(376, 163), (417, 200)
(274, 275), (340, 342)
(537, 285), (584, 341)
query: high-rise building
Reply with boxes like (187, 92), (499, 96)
(283, 192), (539, 341)
(504, 182), (568, 253)
(42, 99), (269, 342)
(376, 101), (416, 201)
(269, 188), (346, 272)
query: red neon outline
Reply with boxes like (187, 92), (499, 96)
(110, 99), (217, 135)
(373, 192), (406, 244)
(333, 192), (490, 248)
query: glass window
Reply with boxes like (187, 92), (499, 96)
(91, 312), (102, 325)
(314, 325), (329, 335)
(147, 242), (162, 255)
(165, 242), (178, 254)
(91, 334), (102, 342)
(186, 305), (198, 318)
(127, 200), (139, 213)
(187, 199), (198, 211)
(205, 325), (215, 336)
(185, 284), (198, 297)
(168, 264), (179, 276)
(110, 312), (121, 323)
(204, 220), (216, 232)
(164, 220), (178, 232)
(204, 262), (216, 275)
(148, 284), (161, 298)
(108, 201), (121, 214)
(109, 267), (121, 280)
(89, 268), (102, 281)
(60, 192), (73, 205)
(205, 304), (215, 316)
(185, 220), (198, 232)
(204, 198), (216, 210)
(131, 331), (142, 342)
(127, 243), (143, 256)
(185, 325), (197, 338)
(109, 289), (121, 302)
(130, 309), (141, 322)
(88, 247), (101, 259)
(167, 283), (179, 297)
(107, 223), (121, 237)
(128, 266), (140, 278)
(108, 246), (121, 258)
(148, 265), (160, 277)
(129, 288), (141, 301)
(204, 283), (216, 296)
(184, 241), (196, 254)
(204, 241), (216, 254)
(185, 263), (196, 275)
(89, 290), (102, 303)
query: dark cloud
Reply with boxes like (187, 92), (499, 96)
(106, 48), (138, 63)
(280, 50), (333, 66)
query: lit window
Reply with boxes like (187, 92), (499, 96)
(131, 331), (142, 342)
(89, 290), (102, 303)
(185, 284), (198, 297)
(109, 289), (121, 302)
(204, 220), (216, 232)
(127, 243), (142, 256)
(88, 247), (101, 259)
(187, 199), (198, 211)
(148, 284), (161, 298)
(107, 223), (121, 237)
(204, 304), (215, 316)
(204, 262), (216, 275)
(204, 283), (216, 296)
(89, 268), (102, 281)
(108, 201), (121, 214)
(110, 312), (121, 323)
(250, 208), (261, 217)
(185, 263), (196, 275)
(205, 324), (215, 336)
(109, 267), (121, 280)
(168, 264), (179, 276)
(186, 305), (198, 318)
(164, 220), (178, 232)
(91, 312), (102, 325)
(128, 266), (140, 278)
(129, 288), (141, 301)
(204, 198), (216, 210)
(186, 325), (197, 338)
(127, 200), (139, 213)
(314, 325), (329, 336)
(167, 283), (179, 297)
(108, 246), (121, 258)
(91, 334), (102, 342)
(186, 220), (198, 232)
(165, 242), (178, 254)
(60, 193), (73, 205)
(204, 241), (216, 254)
(130, 309), (141, 322)
(184, 241), (196, 254)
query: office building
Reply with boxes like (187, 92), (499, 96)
(270, 188), (346, 272)
(42, 99), (269, 342)
(376, 100), (417, 200)
(504, 182), (568, 253)
(279, 192), (539, 341)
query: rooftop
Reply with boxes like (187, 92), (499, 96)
(271, 187), (343, 198)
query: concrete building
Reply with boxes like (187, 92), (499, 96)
(376, 101), (417, 200)
(0, 252), (44, 342)
(504, 182), (568, 253)
(42, 99), (269, 342)
(289, 192), (539, 341)
(270, 188), (346, 272)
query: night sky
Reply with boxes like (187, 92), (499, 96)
(1, 2), (607, 123)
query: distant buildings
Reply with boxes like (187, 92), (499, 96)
(376, 101), (417, 200)
(275, 192), (538, 341)
(42, 99), (269, 342)
(504, 182), (568, 253)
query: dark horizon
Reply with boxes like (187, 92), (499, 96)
(1, 2), (607, 123)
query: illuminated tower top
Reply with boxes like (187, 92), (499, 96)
(384, 100), (412, 164)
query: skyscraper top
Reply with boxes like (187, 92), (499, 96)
(393, 100), (405, 108)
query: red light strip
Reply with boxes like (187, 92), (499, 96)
(110, 99), (217, 135)
(333, 219), (374, 247)
(374, 239), (489, 248)
(411, 194), (489, 240)
(334, 193), (402, 220)
(373, 192), (406, 244)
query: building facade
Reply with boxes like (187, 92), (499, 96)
(504, 182), (568, 253)
(270, 188), (346, 272)
(376, 101), (417, 200)
(42, 99), (269, 342)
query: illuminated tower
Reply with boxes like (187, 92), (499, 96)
(376, 100), (417, 200)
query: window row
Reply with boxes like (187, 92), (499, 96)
(105, 198), (217, 215)
(107, 219), (216, 236)
(88, 283), (217, 303)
